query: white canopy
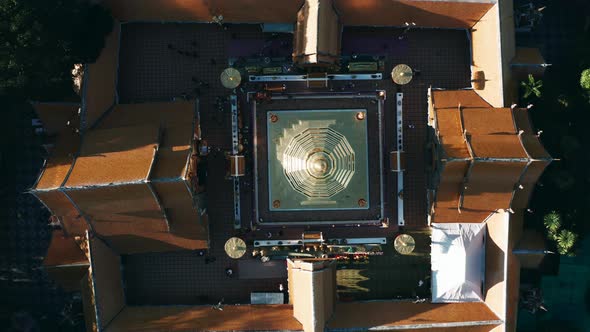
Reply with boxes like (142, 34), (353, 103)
(431, 223), (486, 303)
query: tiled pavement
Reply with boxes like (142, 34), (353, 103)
(336, 230), (432, 301)
(119, 23), (470, 305)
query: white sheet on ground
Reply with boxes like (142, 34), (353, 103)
(431, 222), (486, 303)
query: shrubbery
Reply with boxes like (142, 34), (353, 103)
(581, 69), (590, 90)
(543, 211), (577, 256)
(0, 0), (113, 99)
(521, 74), (543, 98)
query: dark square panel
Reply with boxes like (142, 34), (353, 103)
(252, 95), (385, 225)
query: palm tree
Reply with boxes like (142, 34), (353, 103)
(521, 74), (543, 98)
(543, 211), (561, 240)
(581, 69), (590, 90)
(556, 229), (577, 256)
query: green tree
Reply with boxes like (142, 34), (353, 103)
(581, 69), (590, 90)
(0, 0), (113, 99)
(556, 229), (577, 256)
(543, 211), (562, 240)
(521, 74), (543, 99)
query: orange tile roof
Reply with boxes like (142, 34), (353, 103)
(335, 0), (493, 28)
(33, 100), (207, 254)
(43, 231), (89, 292)
(80, 267), (98, 332)
(44, 230), (88, 267)
(328, 302), (500, 329)
(151, 124), (193, 180)
(84, 22), (120, 128)
(468, 135), (527, 158)
(461, 108), (515, 135)
(103, 0), (303, 23)
(65, 183), (169, 235)
(106, 305), (303, 332)
(102, 0), (492, 28)
(88, 236), (125, 329)
(429, 90), (551, 223)
(433, 160), (469, 218)
(152, 181), (208, 240)
(434, 108), (463, 135)
(511, 160), (550, 209)
(64, 125), (159, 187)
(34, 131), (79, 190)
(432, 90), (492, 109)
(505, 213), (525, 332)
(434, 108), (471, 159)
(462, 162), (526, 212)
(103, 231), (208, 254)
(96, 101), (195, 130)
(520, 134), (551, 159)
(97, 101), (197, 180)
(440, 135), (471, 159)
(511, 108), (535, 134)
(35, 191), (88, 235)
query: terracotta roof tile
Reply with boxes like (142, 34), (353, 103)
(97, 101), (195, 131)
(511, 160), (550, 209)
(328, 302), (499, 329)
(44, 230), (88, 267)
(35, 190), (87, 235)
(434, 160), (469, 214)
(106, 305), (303, 331)
(34, 131), (79, 190)
(151, 124), (193, 180)
(65, 125), (159, 187)
(462, 161), (526, 212)
(65, 183), (168, 235)
(88, 237), (125, 329)
(469, 135), (528, 158)
(96, 101), (196, 180)
(435, 108), (463, 135)
(103, 0), (303, 23)
(35, 100), (205, 254)
(102, 231), (208, 254)
(434, 208), (495, 224)
(80, 267), (98, 332)
(462, 108), (516, 135)
(440, 135), (470, 159)
(152, 181), (208, 240)
(334, 0), (493, 28)
(432, 90), (492, 109)
(430, 90), (551, 224)
(520, 135), (550, 159)
(511, 108), (534, 134)
(84, 22), (120, 128)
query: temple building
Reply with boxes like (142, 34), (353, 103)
(32, 1), (550, 331)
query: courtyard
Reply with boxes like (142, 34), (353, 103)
(118, 22), (470, 305)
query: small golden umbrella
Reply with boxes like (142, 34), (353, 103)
(394, 234), (415, 255)
(221, 67), (242, 89)
(224, 237), (247, 259)
(391, 64), (414, 85)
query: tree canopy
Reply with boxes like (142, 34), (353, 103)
(581, 69), (590, 90)
(0, 0), (113, 100)
(521, 74), (543, 99)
